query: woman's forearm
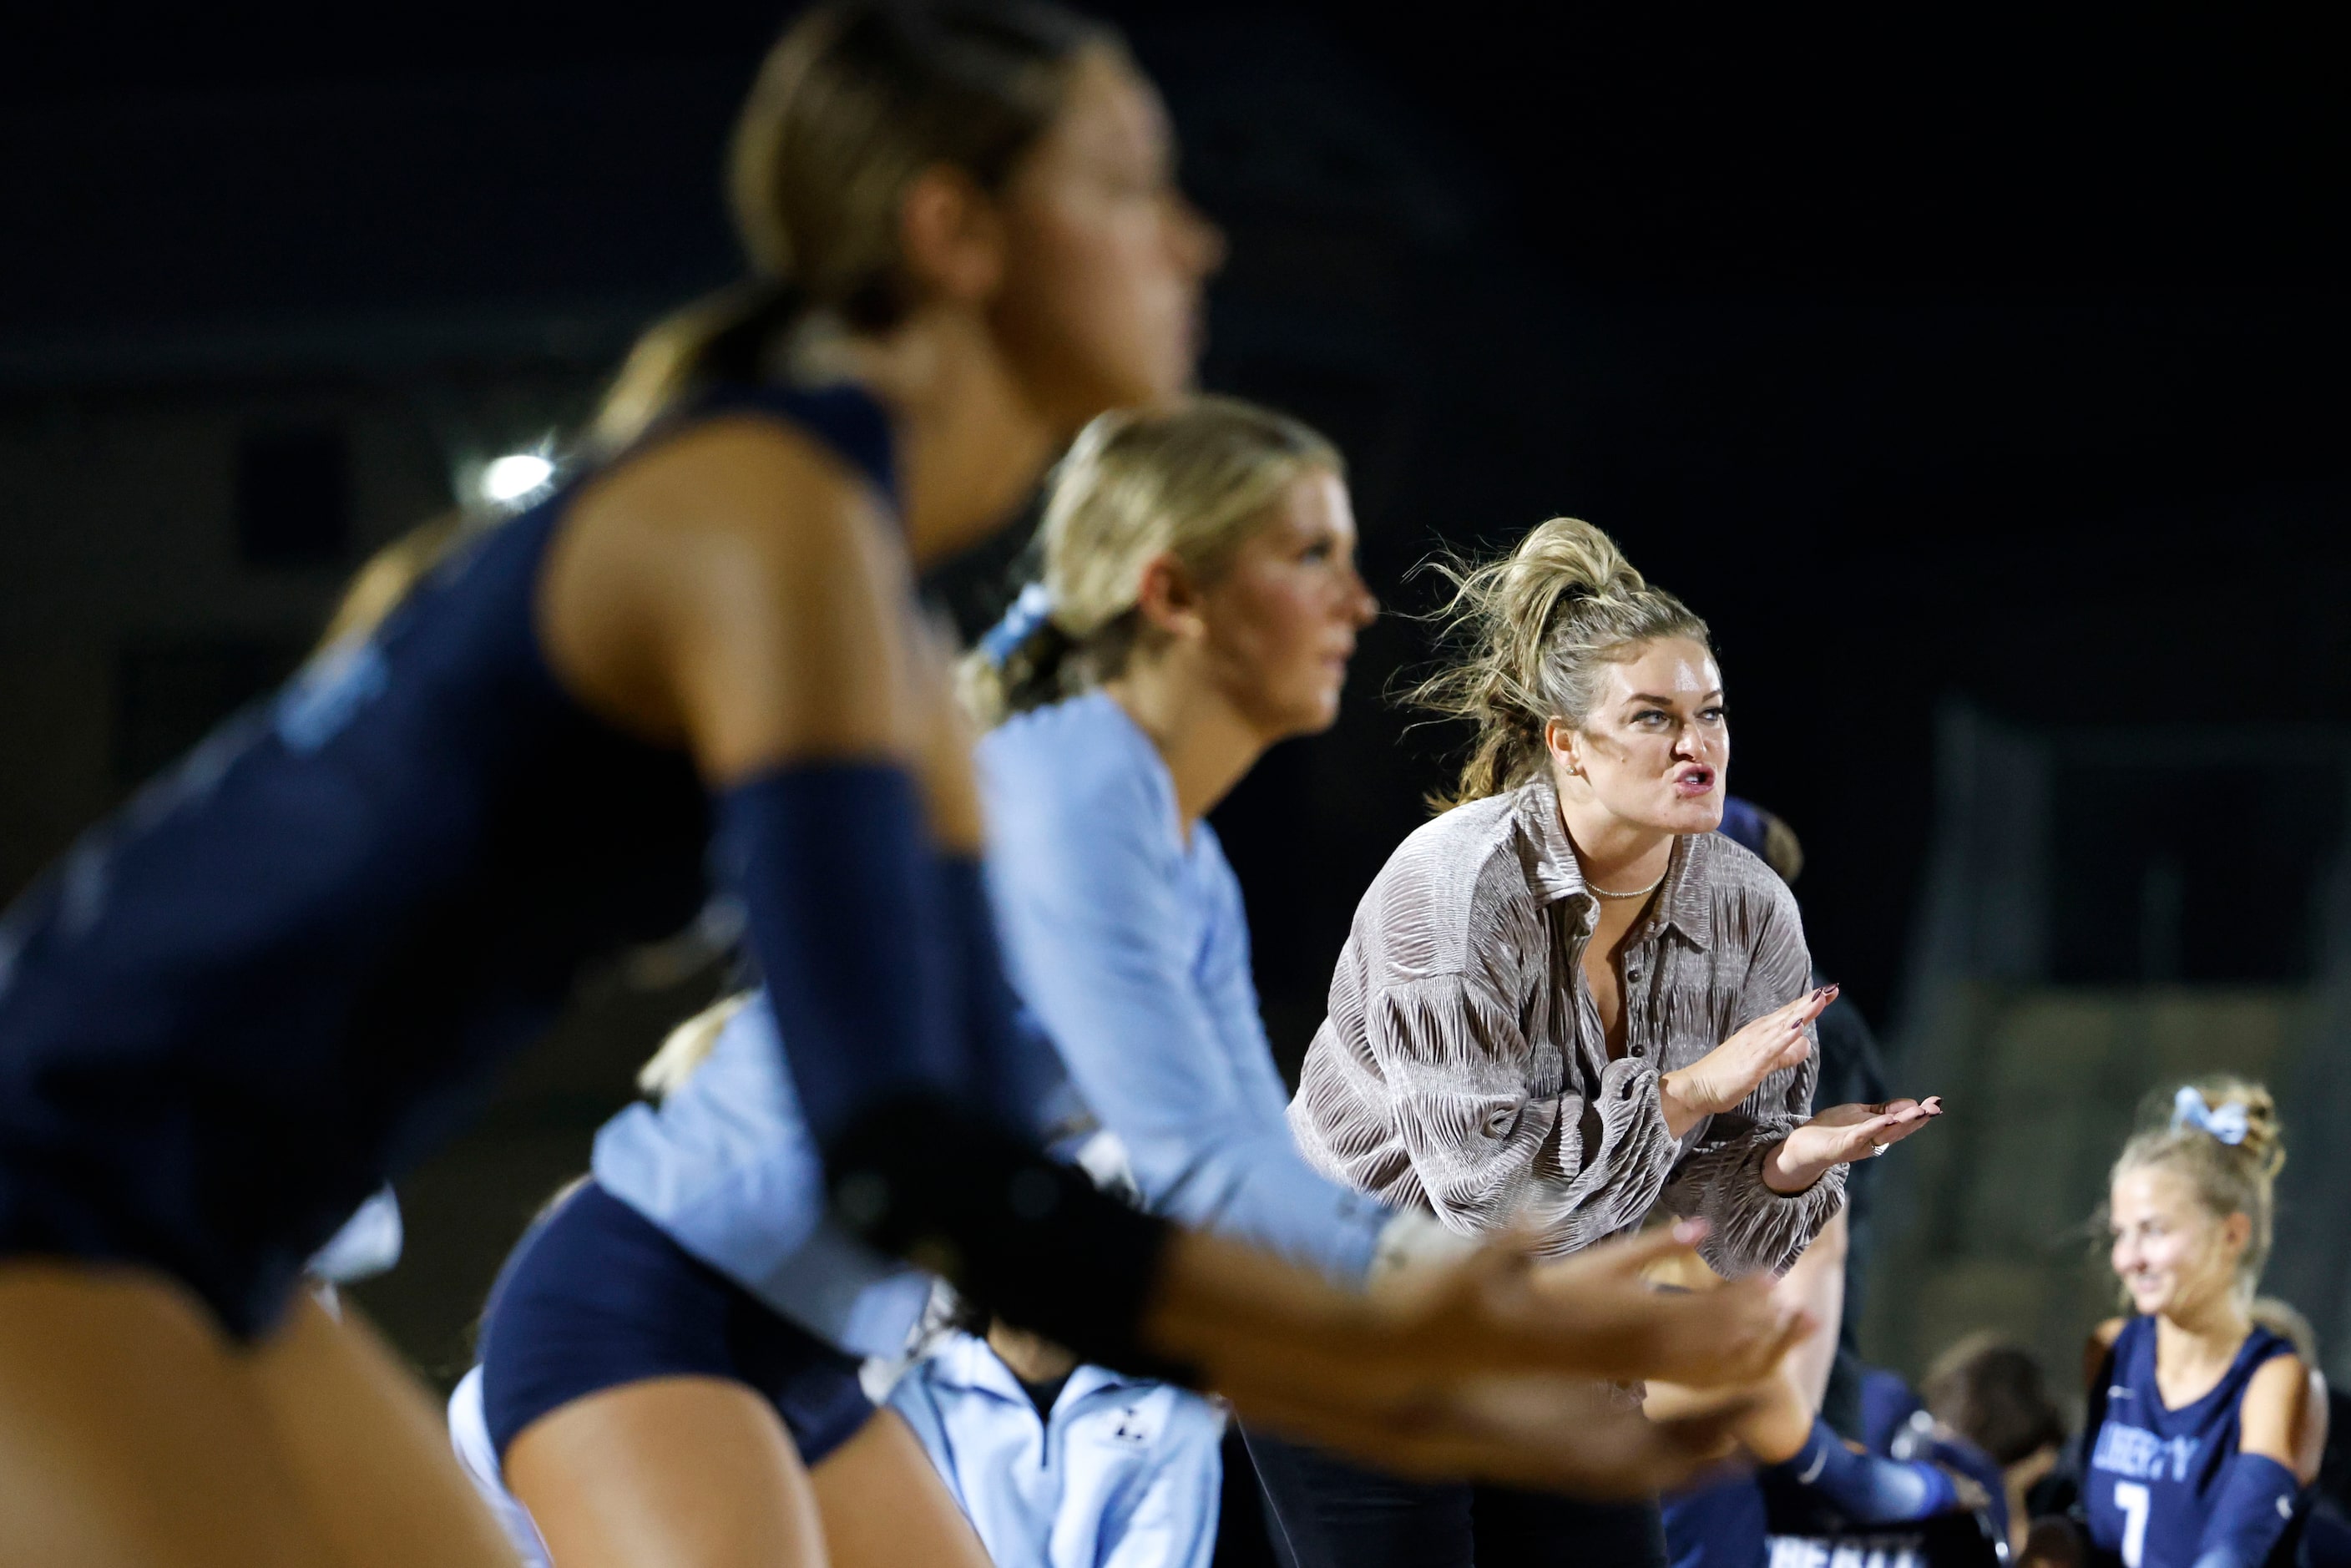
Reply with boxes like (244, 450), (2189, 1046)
(1761, 1137), (1828, 1194)
(1656, 989), (1833, 1141)
(1661, 1125), (1846, 1277)
(1657, 1070), (1708, 1139)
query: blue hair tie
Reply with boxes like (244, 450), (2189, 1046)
(977, 582), (1056, 668)
(2172, 1085), (2250, 1146)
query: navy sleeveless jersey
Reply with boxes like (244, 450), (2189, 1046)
(2086, 1316), (2297, 1568)
(0, 382), (894, 1338)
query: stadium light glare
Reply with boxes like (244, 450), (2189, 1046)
(479, 453), (555, 504)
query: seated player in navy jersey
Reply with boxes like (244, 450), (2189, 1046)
(2042, 1079), (2325, 1568)
(1654, 1351), (1984, 1568)
(1654, 1237), (1983, 1568)
(1919, 1334), (2070, 1557)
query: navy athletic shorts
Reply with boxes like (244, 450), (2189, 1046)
(477, 1180), (876, 1466)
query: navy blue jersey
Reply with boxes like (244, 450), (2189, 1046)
(0, 382), (892, 1339)
(1664, 1470), (1769, 1568)
(2086, 1316), (2297, 1568)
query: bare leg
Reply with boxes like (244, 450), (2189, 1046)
(506, 1377), (992, 1568)
(0, 1263), (321, 1567)
(0, 1262), (506, 1568)
(807, 1407), (992, 1568)
(244, 1292), (525, 1568)
(505, 1376), (830, 1568)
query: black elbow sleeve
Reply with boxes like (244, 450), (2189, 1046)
(823, 1092), (1197, 1386)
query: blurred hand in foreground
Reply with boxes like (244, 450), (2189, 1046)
(1140, 1217), (1811, 1495)
(1519, 1219), (1819, 1387)
(1240, 1368), (1755, 1495)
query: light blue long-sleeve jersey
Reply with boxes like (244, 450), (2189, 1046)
(591, 997), (932, 1358)
(890, 1333), (1224, 1568)
(976, 691), (1391, 1283)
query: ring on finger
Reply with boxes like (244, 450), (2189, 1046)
(1869, 1141), (1888, 1156)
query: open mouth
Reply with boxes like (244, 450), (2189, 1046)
(1673, 765), (1716, 796)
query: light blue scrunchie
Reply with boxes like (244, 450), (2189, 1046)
(976, 581), (1056, 667)
(2172, 1085), (2251, 1146)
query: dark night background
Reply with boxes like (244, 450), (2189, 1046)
(2, 4), (2345, 1381)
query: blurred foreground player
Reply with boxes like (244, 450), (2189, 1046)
(455, 398), (1368, 1567)
(0, 4), (1808, 1565)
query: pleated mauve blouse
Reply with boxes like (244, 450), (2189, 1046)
(1287, 775), (1845, 1278)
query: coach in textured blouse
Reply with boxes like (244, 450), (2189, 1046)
(1291, 517), (1941, 1285)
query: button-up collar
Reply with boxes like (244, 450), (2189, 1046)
(1511, 771), (1716, 951)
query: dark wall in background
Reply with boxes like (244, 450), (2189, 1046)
(2, 3), (2344, 1369)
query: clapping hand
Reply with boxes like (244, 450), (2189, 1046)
(1660, 987), (1838, 1136)
(1762, 1097), (1943, 1193)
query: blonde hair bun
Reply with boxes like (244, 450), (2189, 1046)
(1504, 516), (1648, 604)
(1412, 516), (1709, 807)
(2172, 1076), (2286, 1180)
